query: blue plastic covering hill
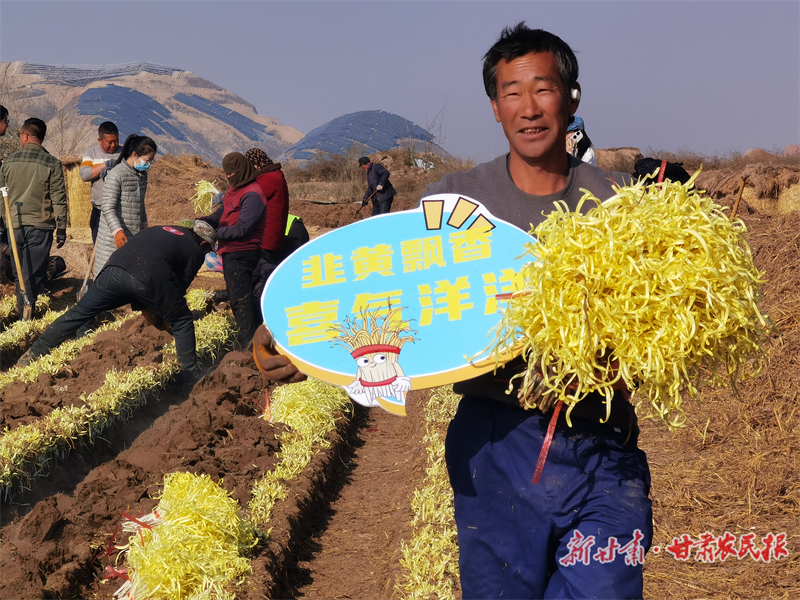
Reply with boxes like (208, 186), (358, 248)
(173, 93), (275, 143)
(77, 84), (188, 141)
(281, 110), (432, 160)
(21, 62), (182, 86)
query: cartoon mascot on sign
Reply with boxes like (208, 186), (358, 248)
(333, 307), (417, 415)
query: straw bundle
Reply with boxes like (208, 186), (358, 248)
(64, 163), (93, 228)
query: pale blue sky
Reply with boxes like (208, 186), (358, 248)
(1, 0), (798, 162)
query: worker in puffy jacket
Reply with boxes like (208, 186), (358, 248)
(358, 156), (396, 215)
(94, 134), (157, 277)
(200, 152), (267, 349)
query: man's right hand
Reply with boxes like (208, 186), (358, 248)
(115, 230), (128, 248)
(253, 324), (307, 384)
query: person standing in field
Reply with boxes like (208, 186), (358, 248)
(199, 152), (268, 349)
(358, 156), (396, 215)
(244, 147), (289, 298)
(252, 23), (651, 600)
(0, 117), (68, 318)
(94, 134), (156, 278)
(79, 121), (121, 244)
(0, 105), (8, 139)
(565, 115), (597, 165)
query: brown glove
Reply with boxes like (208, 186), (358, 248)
(115, 230), (128, 248)
(253, 324), (307, 384)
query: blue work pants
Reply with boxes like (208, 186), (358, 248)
(445, 396), (653, 600)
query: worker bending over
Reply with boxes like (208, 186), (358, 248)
(20, 222), (216, 385)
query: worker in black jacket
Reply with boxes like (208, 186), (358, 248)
(358, 156), (396, 215)
(19, 221), (216, 382)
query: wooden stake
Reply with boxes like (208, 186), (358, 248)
(731, 177), (746, 221)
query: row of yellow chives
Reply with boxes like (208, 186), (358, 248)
(0, 311), (236, 496)
(0, 294), (51, 328)
(0, 288), (214, 388)
(248, 378), (352, 525)
(0, 307), (68, 350)
(394, 386), (461, 600)
(0, 313), (136, 389)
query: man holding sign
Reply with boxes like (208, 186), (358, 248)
(256, 23), (650, 600)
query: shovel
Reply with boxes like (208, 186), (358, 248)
(76, 243), (97, 302)
(1, 186), (33, 320)
(356, 189), (379, 215)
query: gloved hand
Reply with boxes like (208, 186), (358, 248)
(114, 230), (128, 248)
(142, 308), (170, 332)
(56, 229), (67, 248)
(376, 185), (383, 191)
(253, 324), (307, 384)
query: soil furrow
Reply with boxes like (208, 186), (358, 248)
(0, 350), (281, 600)
(0, 315), (171, 431)
(274, 391), (428, 600)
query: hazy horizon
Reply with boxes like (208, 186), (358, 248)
(1, 0), (798, 163)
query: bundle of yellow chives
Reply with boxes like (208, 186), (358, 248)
(115, 472), (257, 600)
(490, 173), (772, 429)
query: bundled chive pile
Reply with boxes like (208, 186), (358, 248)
(115, 472), (257, 600)
(491, 173), (772, 428)
(189, 180), (220, 215)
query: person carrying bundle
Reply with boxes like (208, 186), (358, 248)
(254, 24), (651, 600)
(19, 222), (216, 385)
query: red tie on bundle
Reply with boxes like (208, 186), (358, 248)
(532, 400), (564, 484)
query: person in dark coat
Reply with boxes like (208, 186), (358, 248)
(19, 222), (216, 383)
(358, 156), (396, 215)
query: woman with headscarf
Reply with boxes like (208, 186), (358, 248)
(200, 152), (267, 348)
(244, 148), (290, 297)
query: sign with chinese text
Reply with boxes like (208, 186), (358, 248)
(261, 194), (534, 416)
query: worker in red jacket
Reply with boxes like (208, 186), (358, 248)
(200, 152), (267, 349)
(244, 148), (290, 299)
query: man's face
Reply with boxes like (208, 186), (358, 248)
(490, 52), (576, 165)
(360, 163), (370, 172)
(99, 133), (119, 154)
(0, 116), (7, 137)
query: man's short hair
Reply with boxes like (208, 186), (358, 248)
(21, 118), (47, 141)
(482, 22), (579, 101)
(98, 121), (118, 137)
(358, 156), (370, 166)
(0, 105), (8, 122)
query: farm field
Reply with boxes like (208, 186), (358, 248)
(0, 150), (797, 599)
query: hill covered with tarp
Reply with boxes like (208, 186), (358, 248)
(0, 61), (302, 163)
(279, 110), (451, 162)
